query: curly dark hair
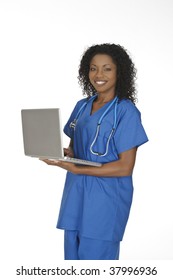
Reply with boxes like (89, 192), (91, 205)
(78, 43), (137, 104)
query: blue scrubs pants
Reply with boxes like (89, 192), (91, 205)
(64, 230), (120, 260)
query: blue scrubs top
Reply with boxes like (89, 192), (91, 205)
(57, 96), (148, 242)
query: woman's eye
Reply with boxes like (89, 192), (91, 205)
(90, 67), (96, 71)
(104, 68), (111, 71)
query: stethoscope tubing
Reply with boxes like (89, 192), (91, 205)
(90, 96), (118, 156)
(69, 95), (118, 157)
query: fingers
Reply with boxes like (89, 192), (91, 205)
(39, 158), (60, 166)
(64, 148), (74, 158)
(39, 158), (77, 173)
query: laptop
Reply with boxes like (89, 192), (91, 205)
(21, 108), (102, 167)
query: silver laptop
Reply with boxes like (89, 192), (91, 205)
(21, 108), (102, 167)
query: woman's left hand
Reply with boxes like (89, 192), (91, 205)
(40, 158), (77, 174)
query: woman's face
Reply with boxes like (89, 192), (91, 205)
(89, 54), (117, 96)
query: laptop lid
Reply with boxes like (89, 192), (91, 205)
(21, 108), (64, 159)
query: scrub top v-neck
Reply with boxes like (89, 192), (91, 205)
(57, 96), (148, 242)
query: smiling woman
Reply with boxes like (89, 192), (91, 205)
(41, 43), (148, 260)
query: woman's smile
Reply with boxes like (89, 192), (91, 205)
(94, 80), (107, 86)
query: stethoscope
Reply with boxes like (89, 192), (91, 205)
(69, 95), (118, 157)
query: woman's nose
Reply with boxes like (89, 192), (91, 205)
(95, 68), (104, 78)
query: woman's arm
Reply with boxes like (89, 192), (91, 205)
(41, 147), (137, 177)
(75, 147), (137, 177)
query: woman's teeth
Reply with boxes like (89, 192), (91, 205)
(95, 81), (107, 85)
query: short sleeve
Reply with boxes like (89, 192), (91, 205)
(63, 98), (87, 139)
(114, 102), (148, 154)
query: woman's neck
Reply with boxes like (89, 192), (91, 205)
(96, 93), (116, 104)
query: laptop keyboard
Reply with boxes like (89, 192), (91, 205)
(64, 157), (102, 167)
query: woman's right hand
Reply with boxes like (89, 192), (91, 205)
(64, 147), (74, 158)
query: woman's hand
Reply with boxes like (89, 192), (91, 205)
(39, 158), (78, 174)
(64, 147), (74, 158)
(39, 141), (76, 173)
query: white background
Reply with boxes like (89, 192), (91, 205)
(0, 0), (173, 278)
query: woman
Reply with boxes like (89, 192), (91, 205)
(41, 43), (148, 260)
